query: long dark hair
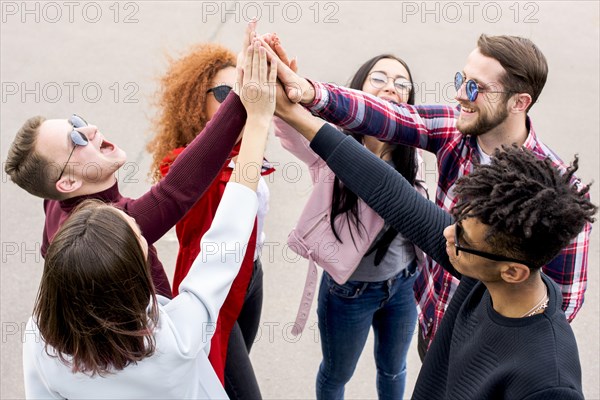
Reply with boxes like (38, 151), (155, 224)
(33, 200), (159, 376)
(330, 54), (422, 244)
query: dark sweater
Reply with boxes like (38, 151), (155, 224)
(40, 92), (247, 298)
(310, 124), (583, 400)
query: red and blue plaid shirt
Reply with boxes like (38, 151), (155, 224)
(305, 81), (591, 342)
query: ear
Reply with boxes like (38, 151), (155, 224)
(510, 93), (532, 114)
(500, 263), (530, 284)
(55, 176), (82, 194)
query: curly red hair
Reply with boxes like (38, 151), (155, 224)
(147, 43), (236, 182)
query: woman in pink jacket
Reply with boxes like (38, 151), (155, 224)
(274, 53), (427, 399)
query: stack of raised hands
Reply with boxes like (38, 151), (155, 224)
(232, 21), (279, 191)
(238, 22), (326, 141)
(256, 30), (314, 104)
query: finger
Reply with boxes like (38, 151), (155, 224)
(277, 62), (299, 86)
(242, 23), (251, 51)
(255, 40), (299, 91)
(259, 45), (268, 84)
(242, 21), (256, 52)
(286, 84), (302, 103)
(290, 57), (298, 74)
(259, 32), (274, 46)
(248, 19), (257, 42)
(236, 51), (244, 90)
(268, 55), (278, 85)
(243, 44), (253, 86)
(256, 36), (277, 58)
(251, 40), (260, 82)
(273, 42), (291, 67)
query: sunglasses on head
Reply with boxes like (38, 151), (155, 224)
(454, 72), (514, 102)
(207, 85), (233, 103)
(454, 222), (529, 266)
(56, 114), (89, 182)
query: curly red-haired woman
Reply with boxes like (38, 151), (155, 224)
(148, 43), (272, 399)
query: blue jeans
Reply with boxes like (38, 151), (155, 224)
(316, 263), (418, 400)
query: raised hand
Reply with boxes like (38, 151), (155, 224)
(235, 21), (257, 95)
(274, 81), (297, 119)
(255, 36), (313, 104)
(271, 33), (298, 73)
(239, 40), (277, 122)
(231, 40), (277, 191)
(259, 33), (298, 73)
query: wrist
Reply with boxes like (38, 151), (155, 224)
(244, 116), (272, 140)
(246, 115), (272, 129)
(285, 106), (323, 141)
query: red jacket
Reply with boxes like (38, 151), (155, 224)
(160, 143), (256, 383)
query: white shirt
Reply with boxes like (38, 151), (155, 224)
(23, 183), (258, 399)
(227, 160), (269, 260)
(476, 141), (492, 165)
(254, 176), (270, 260)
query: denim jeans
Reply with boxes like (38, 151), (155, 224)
(316, 262), (418, 400)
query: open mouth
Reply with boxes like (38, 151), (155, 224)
(100, 139), (115, 154)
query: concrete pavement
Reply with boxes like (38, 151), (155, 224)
(1, 1), (598, 398)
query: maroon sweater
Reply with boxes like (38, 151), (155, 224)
(40, 92), (247, 298)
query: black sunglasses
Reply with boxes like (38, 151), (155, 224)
(454, 72), (514, 102)
(454, 223), (529, 266)
(56, 114), (89, 182)
(207, 85), (233, 103)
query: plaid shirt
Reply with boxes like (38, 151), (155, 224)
(305, 81), (591, 342)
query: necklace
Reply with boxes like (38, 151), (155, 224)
(520, 290), (549, 318)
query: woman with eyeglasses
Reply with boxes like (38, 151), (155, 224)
(268, 38), (427, 400)
(147, 43), (271, 399)
(23, 40), (277, 399)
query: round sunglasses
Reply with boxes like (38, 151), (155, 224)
(56, 114), (89, 182)
(454, 72), (514, 102)
(206, 85), (233, 103)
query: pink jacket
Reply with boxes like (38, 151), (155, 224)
(274, 118), (427, 334)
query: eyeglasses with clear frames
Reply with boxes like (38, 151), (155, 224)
(368, 71), (412, 96)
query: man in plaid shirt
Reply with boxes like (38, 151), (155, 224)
(269, 34), (591, 357)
